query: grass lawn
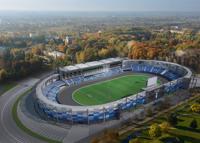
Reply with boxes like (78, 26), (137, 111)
(73, 75), (152, 106)
(0, 82), (16, 96)
(12, 89), (61, 143)
(121, 93), (200, 143)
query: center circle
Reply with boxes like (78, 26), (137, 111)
(57, 72), (163, 106)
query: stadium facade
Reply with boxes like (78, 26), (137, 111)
(35, 58), (192, 124)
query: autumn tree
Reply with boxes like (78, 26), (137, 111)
(0, 69), (7, 82)
(31, 47), (43, 55)
(0, 47), (44, 80)
(57, 44), (67, 53)
(159, 122), (170, 133)
(191, 104), (200, 113)
(149, 123), (162, 138)
(98, 48), (110, 58)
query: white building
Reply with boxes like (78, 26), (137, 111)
(65, 35), (74, 44)
(48, 51), (65, 59)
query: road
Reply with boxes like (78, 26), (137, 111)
(0, 75), (199, 143)
(0, 78), (45, 143)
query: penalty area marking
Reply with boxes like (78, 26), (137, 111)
(72, 74), (149, 106)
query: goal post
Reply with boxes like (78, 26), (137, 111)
(146, 76), (158, 87)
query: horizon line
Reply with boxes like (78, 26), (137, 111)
(0, 10), (200, 13)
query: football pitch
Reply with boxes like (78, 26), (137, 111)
(72, 75), (151, 106)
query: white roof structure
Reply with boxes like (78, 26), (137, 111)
(60, 57), (122, 73)
(100, 58), (122, 64)
(36, 59), (192, 113)
(63, 66), (79, 71)
(75, 63), (89, 69)
(48, 51), (65, 58)
(85, 61), (103, 67)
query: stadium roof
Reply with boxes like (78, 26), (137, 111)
(63, 65), (79, 71)
(86, 61), (103, 67)
(75, 63), (89, 69)
(100, 58), (122, 64)
(60, 57), (122, 73)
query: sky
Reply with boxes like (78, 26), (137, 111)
(0, 0), (199, 12)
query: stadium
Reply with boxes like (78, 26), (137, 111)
(35, 58), (192, 124)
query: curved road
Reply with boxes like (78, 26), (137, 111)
(0, 78), (45, 143)
(0, 75), (199, 143)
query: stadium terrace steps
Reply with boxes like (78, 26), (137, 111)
(43, 64), (182, 104)
(64, 67), (123, 87)
(131, 64), (180, 81)
(36, 59), (192, 124)
(42, 67), (123, 103)
(42, 80), (66, 103)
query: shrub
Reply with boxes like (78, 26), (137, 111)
(191, 103), (200, 113)
(159, 122), (170, 133)
(149, 123), (162, 138)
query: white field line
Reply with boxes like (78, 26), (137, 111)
(72, 74), (149, 106)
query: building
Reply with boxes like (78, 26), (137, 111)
(47, 51), (65, 59)
(36, 58), (192, 124)
(65, 35), (74, 45)
(59, 57), (122, 78)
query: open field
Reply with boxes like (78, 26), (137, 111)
(73, 75), (151, 106)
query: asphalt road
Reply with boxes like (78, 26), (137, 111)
(0, 78), (45, 143)
(0, 73), (199, 143)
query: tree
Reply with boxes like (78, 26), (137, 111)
(149, 123), (162, 138)
(31, 45), (43, 55)
(191, 104), (200, 113)
(57, 44), (67, 53)
(0, 46), (45, 81)
(190, 119), (198, 129)
(0, 69), (7, 82)
(167, 113), (178, 126)
(98, 48), (110, 58)
(160, 122), (170, 133)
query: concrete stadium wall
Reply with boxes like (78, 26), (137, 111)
(35, 60), (192, 124)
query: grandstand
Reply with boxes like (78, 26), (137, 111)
(35, 58), (192, 124)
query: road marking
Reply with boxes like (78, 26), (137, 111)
(0, 86), (29, 143)
(72, 75), (149, 105)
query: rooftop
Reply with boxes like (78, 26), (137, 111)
(60, 57), (122, 72)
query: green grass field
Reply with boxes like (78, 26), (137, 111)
(120, 90), (200, 143)
(0, 82), (16, 96)
(73, 75), (151, 106)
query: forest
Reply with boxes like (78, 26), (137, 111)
(0, 27), (200, 82)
